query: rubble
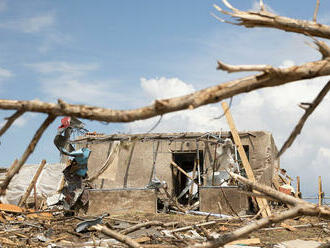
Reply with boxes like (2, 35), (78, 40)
(0, 208), (328, 247)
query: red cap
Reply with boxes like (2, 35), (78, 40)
(58, 116), (71, 129)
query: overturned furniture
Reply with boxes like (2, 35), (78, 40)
(72, 131), (280, 215)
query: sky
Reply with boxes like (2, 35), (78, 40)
(0, 0), (329, 200)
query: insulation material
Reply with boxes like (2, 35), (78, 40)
(214, 138), (236, 172)
(0, 163), (65, 205)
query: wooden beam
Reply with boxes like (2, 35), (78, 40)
(221, 101), (271, 217)
(18, 160), (46, 207)
(170, 161), (195, 182)
(295, 176), (301, 198)
(318, 176), (323, 206)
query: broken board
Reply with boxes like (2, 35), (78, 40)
(221, 102), (271, 217)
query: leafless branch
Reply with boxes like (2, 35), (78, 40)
(278, 80), (330, 157)
(1, 58), (330, 123)
(313, 0), (320, 22)
(217, 60), (273, 73)
(191, 207), (302, 248)
(191, 172), (330, 247)
(259, 0), (265, 11)
(0, 110), (25, 137)
(214, 0), (330, 39)
(91, 224), (142, 248)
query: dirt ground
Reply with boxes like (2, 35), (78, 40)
(0, 209), (329, 247)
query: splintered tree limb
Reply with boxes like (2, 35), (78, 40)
(1, 59), (330, 123)
(229, 172), (330, 218)
(313, 0), (320, 23)
(120, 221), (164, 235)
(312, 38), (330, 59)
(0, 115), (56, 195)
(228, 172), (306, 207)
(91, 224), (142, 248)
(213, 0), (330, 39)
(217, 61), (273, 73)
(191, 172), (330, 247)
(0, 110), (25, 137)
(278, 80), (330, 157)
(191, 207), (302, 248)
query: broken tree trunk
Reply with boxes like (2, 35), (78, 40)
(91, 224), (142, 248)
(221, 101), (271, 217)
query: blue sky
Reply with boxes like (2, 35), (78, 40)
(0, 0), (329, 199)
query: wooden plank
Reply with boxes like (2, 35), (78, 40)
(318, 176), (323, 206)
(221, 101), (271, 217)
(18, 160), (46, 207)
(228, 238), (261, 245)
(0, 203), (23, 213)
(295, 176), (301, 198)
(170, 161), (195, 182)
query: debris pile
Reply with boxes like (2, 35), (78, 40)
(0, 203), (329, 247)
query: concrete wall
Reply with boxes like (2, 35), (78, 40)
(86, 188), (157, 215)
(199, 186), (249, 215)
(82, 131), (278, 192)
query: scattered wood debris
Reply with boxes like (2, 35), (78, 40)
(0, 207), (328, 247)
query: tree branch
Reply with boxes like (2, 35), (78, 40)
(91, 224), (142, 248)
(278, 80), (330, 157)
(228, 172), (330, 218)
(191, 172), (330, 247)
(313, 0), (320, 23)
(191, 207), (302, 248)
(0, 110), (25, 137)
(214, 0), (330, 39)
(217, 60), (273, 73)
(1, 59), (330, 123)
(0, 115), (56, 195)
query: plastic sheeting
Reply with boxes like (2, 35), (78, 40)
(0, 163), (65, 205)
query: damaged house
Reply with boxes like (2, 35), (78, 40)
(69, 130), (280, 216)
(0, 116), (282, 218)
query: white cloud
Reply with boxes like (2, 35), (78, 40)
(279, 60), (295, 68)
(0, 13), (55, 33)
(141, 77), (194, 99)
(27, 61), (122, 106)
(0, 67), (13, 78)
(126, 77), (226, 133)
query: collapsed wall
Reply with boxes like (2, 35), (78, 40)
(76, 131), (279, 190)
(70, 131), (279, 214)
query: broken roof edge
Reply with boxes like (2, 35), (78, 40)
(71, 130), (274, 144)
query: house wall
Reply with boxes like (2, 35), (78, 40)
(81, 131), (278, 194)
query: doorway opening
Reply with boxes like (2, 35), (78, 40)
(172, 151), (204, 205)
